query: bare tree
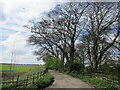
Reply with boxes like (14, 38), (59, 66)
(27, 2), (119, 72)
(83, 2), (119, 71)
(27, 2), (88, 70)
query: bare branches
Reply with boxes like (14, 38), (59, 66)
(26, 2), (119, 71)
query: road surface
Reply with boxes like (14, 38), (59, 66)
(48, 70), (95, 88)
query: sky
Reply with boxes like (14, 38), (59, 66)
(0, 0), (63, 64)
(0, 0), (119, 65)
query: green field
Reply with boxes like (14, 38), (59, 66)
(1, 64), (45, 81)
(0, 64), (54, 89)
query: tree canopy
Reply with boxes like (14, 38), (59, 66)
(26, 2), (119, 72)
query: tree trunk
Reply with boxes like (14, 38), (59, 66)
(70, 38), (75, 62)
(60, 52), (65, 70)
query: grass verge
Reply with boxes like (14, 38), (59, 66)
(58, 70), (119, 89)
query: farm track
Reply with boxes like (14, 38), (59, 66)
(49, 70), (95, 88)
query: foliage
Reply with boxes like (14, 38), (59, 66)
(34, 72), (54, 89)
(68, 59), (85, 73)
(43, 54), (59, 69)
(85, 66), (94, 73)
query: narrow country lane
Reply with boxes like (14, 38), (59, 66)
(48, 70), (95, 88)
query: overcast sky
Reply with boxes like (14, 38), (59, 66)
(0, 0), (63, 64)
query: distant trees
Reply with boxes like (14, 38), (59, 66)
(27, 2), (119, 72)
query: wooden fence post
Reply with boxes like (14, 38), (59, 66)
(37, 72), (39, 79)
(24, 79), (26, 86)
(105, 72), (108, 81)
(32, 73), (35, 84)
(112, 75), (114, 86)
(26, 75), (29, 86)
(16, 75), (19, 87)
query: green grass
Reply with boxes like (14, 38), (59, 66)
(78, 75), (113, 88)
(1, 64), (44, 72)
(58, 70), (119, 88)
(1, 64), (45, 82)
(1, 64), (54, 89)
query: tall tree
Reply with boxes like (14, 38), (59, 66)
(27, 2), (119, 72)
(27, 2), (88, 70)
(83, 2), (119, 70)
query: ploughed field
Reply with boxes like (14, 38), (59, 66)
(0, 64), (45, 81)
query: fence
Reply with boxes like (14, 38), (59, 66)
(92, 70), (120, 87)
(2, 70), (47, 88)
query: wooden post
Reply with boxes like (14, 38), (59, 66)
(26, 75), (29, 86)
(16, 75), (19, 87)
(24, 79), (26, 86)
(112, 75), (114, 86)
(106, 72), (108, 82)
(32, 74), (35, 84)
(37, 72), (39, 79)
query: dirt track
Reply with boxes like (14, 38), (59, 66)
(49, 70), (95, 88)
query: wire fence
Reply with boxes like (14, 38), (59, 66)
(2, 68), (48, 88)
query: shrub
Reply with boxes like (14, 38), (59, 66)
(69, 59), (85, 73)
(34, 72), (54, 89)
(43, 54), (60, 69)
(85, 66), (93, 73)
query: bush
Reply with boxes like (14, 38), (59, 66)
(68, 59), (85, 73)
(34, 72), (54, 89)
(43, 54), (60, 70)
(65, 70), (70, 74)
(85, 66), (93, 73)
